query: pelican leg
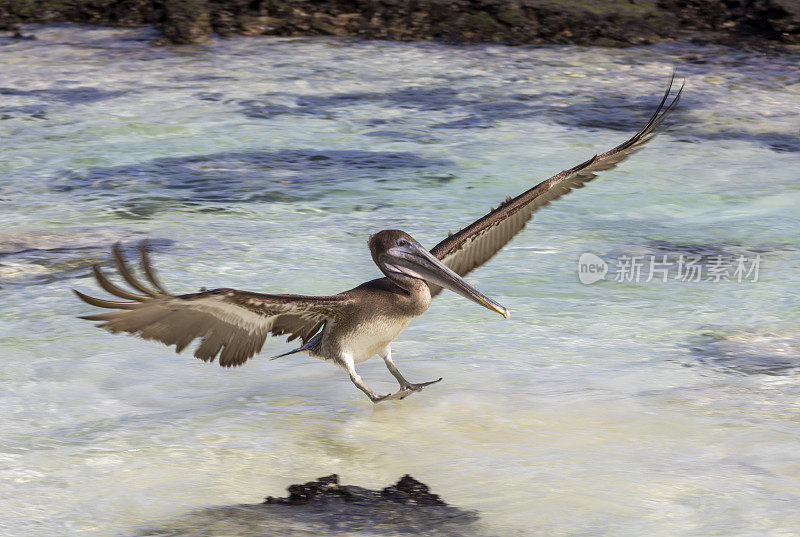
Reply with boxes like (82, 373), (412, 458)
(380, 346), (442, 393)
(341, 353), (394, 403)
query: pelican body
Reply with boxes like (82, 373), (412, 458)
(75, 77), (681, 402)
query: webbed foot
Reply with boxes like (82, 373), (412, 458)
(369, 378), (443, 403)
(400, 377), (443, 392)
(370, 388), (414, 403)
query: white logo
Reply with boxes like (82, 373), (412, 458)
(578, 253), (608, 284)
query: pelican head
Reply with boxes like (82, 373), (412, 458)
(369, 230), (510, 319)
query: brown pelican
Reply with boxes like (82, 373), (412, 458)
(74, 77), (681, 403)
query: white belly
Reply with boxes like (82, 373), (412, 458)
(344, 316), (412, 363)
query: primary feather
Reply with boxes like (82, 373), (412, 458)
(428, 75), (683, 296)
(74, 244), (352, 367)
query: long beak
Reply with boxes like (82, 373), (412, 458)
(380, 243), (510, 319)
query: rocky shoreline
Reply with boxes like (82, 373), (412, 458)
(2, 0), (799, 47)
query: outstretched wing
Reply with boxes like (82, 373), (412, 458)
(73, 242), (352, 367)
(428, 75), (683, 296)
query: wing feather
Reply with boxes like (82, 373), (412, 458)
(112, 243), (160, 298)
(74, 242), (352, 367)
(139, 241), (169, 294)
(92, 265), (148, 301)
(428, 75), (683, 296)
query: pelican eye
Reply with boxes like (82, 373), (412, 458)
(397, 239), (411, 247)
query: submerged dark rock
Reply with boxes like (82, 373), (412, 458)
(0, 230), (172, 287)
(137, 475), (481, 536)
(52, 149), (451, 218)
(687, 328), (800, 376)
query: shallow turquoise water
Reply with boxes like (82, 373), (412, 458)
(1, 24), (800, 537)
